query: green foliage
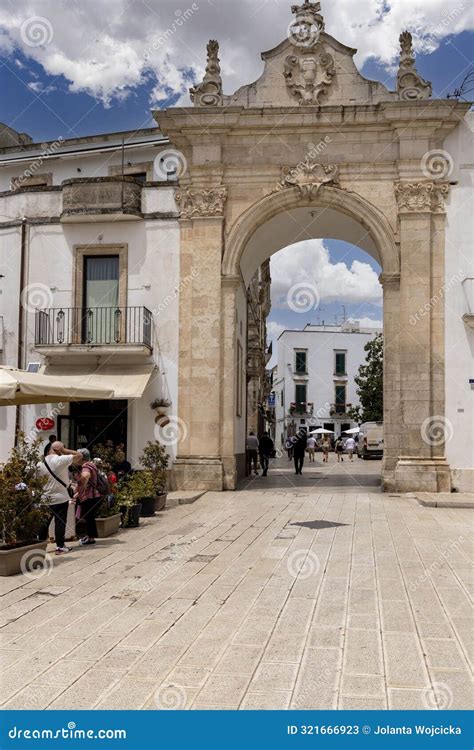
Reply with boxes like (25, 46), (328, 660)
(0, 434), (50, 546)
(139, 441), (169, 493)
(347, 333), (384, 424)
(116, 470), (156, 508)
(93, 442), (119, 472)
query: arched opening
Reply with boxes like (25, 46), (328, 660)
(222, 188), (400, 490)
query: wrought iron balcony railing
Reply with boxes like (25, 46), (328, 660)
(35, 307), (153, 349)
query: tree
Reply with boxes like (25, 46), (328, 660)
(347, 333), (383, 423)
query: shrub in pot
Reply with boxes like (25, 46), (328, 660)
(0, 435), (51, 576)
(140, 441), (169, 511)
(95, 495), (122, 538)
(115, 471), (155, 527)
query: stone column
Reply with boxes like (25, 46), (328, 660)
(173, 186), (227, 491)
(379, 272), (401, 491)
(220, 275), (241, 490)
(394, 181), (451, 492)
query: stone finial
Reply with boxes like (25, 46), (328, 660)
(397, 31), (432, 101)
(190, 40), (223, 107)
(289, 1), (325, 48)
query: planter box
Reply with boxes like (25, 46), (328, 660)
(0, 541), (48, 577)
(120, 503), (142, 528)
(140, 496), (156, 517)
(155, 493), (167, 512)
(96, 514), (121, 538)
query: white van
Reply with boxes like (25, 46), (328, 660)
(357, 422), (383, 459)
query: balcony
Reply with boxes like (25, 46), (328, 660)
(61, 176), (142, 222)
(35, 306), (153, 358)
(289, 401), (314, 416)
(330, 403), (352, 416)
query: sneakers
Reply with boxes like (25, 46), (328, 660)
(55, 546), (72, 555)
(79, 537), (96, 546)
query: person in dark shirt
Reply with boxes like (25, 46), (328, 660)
(43, 434), (57, 457)
(293, 428), (307, 475)
(114, 450), (132, 479)
(258, 432), (274, 477)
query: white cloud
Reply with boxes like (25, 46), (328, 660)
(0, 0), (472, 107)
(270, 240), (383, 308)
(267, 320), (286, 340)
(346, 316), (383, 328)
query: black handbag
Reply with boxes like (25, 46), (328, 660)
(43, 458), (74, 499)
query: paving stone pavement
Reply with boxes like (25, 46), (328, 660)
(0, 460), (472, 711)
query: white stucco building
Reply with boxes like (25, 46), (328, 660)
(0, 125), (181, 470)
(273, 320), (381, 446)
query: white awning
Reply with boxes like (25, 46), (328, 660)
(41, 363), (156, 400)
(0, 366), (114, 406)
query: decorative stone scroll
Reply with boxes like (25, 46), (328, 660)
(190, 40), (223, 107)
(175, 186), (227, 219)
(289, 1), (325, 47)
(396, 31), (432, 101)
(277, 158), (340, 199)
(394, 182), (449, 214)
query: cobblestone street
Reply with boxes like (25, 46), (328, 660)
(1, 459), (471, 711)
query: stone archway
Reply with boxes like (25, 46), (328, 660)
(156, 2), (468, 493)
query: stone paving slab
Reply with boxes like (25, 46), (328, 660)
(0, 465), (472, 710)
(413, 492), (474, 508)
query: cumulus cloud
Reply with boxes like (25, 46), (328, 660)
(0, 0), (472, 106)
(270, 240), (383, 308)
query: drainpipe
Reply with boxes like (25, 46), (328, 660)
(15, 217), (27, 444)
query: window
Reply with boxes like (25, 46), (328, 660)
(83, 256), (120, 344)
(295, 350), (307, 374)
(295, 383), (307, 406)
(280, 389), (285, 408)
(335, 385), (346, 413)
(334, 351), (346, 376)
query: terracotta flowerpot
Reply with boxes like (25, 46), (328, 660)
(0, 541), (49, 577)
(155, 493), (167, 512)
(96, 513), (121, 538)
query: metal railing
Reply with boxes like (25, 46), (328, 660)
(35, 307), (153, 348)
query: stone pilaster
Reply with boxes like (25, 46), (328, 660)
(379, 272), (401, 490)
(173, 185), (227, 491)
(394, 180), (451, 492)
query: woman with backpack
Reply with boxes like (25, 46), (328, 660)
(75, 449), (109, 546)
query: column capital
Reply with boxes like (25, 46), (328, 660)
(379, 272), (401, 288)
(175, 185), (227, 220)
(394, 181), (449, 214)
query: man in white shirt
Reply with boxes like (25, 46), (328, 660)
(307, 435), (316, 462)
(246, 432), (259, 475)
(345, 436), (356, 461)
(37, 441), (83, 554)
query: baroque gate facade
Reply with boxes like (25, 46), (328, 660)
(156, 2), (469, 493)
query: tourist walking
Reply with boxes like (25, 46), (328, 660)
(345, 435), (356, 461)
(246, 431), (259, 475)
(258, 431), (274, 477)
(293, 429), (307, 475)
(285, 437), (294, 460)
(335, 436), (345, 462)
(307, 434), (316, 462)
(322, 435), (330, 463)
(37, 441), (83, 555)
(75, 449), (106, 546)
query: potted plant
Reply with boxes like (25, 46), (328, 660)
(0, 435), (50, 576)
(115, 470), (155, 527)
(132, 470), (156, 517)
(140, 441), (169, 511)
(95, 495), (122, 538)
(150, 398), (172, 429)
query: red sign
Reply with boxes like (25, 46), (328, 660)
(36, 417), (55, 431)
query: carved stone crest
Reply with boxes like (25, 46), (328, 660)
(397, 31), (432, 101)
(175, 186), (227, 219)
(277, 158), (340, 199)
(288, 1), (325, 48)
(284, 46), (335, 105)
(394, 182), (449, 213)
(190, 40), (223, 107)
